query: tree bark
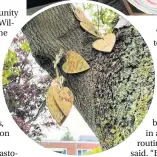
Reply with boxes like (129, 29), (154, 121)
(22, 4), (155, 150)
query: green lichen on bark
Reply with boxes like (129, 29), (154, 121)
(94, 26), (155, 150)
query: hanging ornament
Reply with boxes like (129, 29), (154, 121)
(74, 7), (100, 38)
(92, 33), (116, 52)
(62, 50), (90, 74)
(46, 49), (74, 126)
(52, 85), (74, 116)
(46, 81), (66, 126)
(74, 7), (90, 22)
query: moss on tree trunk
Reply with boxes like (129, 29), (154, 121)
(22, 4), (155, 150)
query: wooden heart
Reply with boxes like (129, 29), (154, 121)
(80, 21), (100, 38)
(52, 85), (74, 116)
(62, 51), (90, 74)
(92, 33), (116, 52)
(74, 8), (89, 22)
(46, 85), (66, 126)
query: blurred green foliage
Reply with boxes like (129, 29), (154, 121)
(2, 50), (21, 85)
(21, 41), (31, 53)
(3, 41), (31, 85)
(85, 147), (102, 155)
(99, 9), (119, 33)
(60, 130), (74, 141)
(83, 4), (119, 34)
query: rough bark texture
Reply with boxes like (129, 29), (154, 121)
(22, 4), (155, 150)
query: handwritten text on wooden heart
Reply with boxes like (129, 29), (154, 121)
(46, 85), (66, 126)
(92, 33), (116, 52)
(62, 51), (90, 74)
(52, 85), (74, 116)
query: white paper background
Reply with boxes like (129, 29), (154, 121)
(0, 0), (157, 157)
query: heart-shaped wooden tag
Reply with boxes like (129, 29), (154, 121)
(46, 85), (66, 126)
(92, 33), (116, 52)
(80, 21), (100, 38)
(52, 85), (74, 116)
(74, 8), (89, 22)
(62, 51), (90, 74)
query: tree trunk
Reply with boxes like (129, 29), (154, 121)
(22, 4), (155, 150)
